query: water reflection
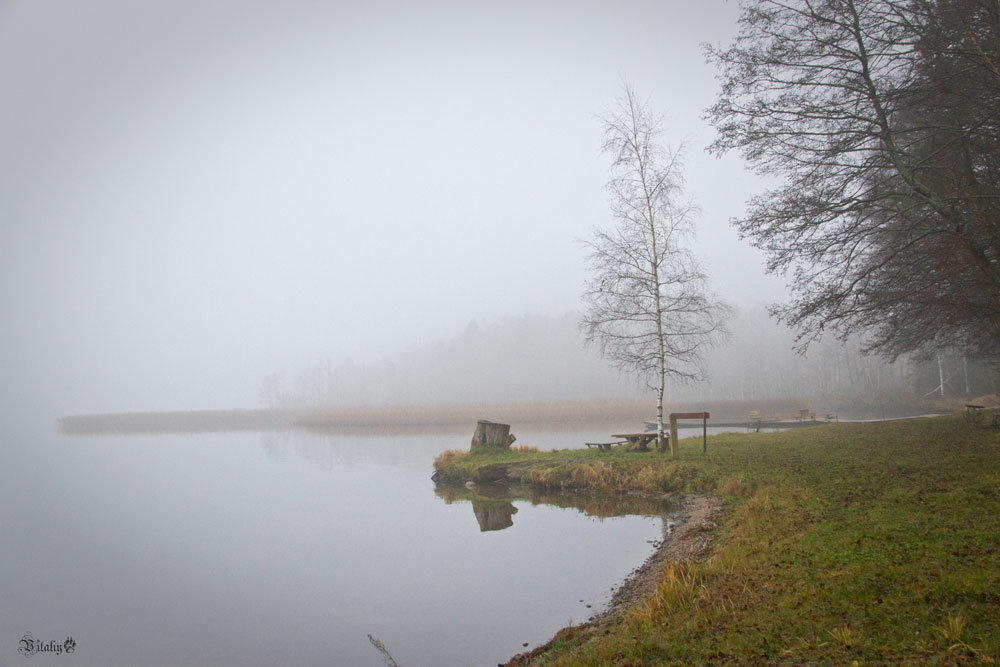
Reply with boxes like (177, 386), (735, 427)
(35, 426), (679, 666)
(435, 482), (680, 533)
(472, 498), (519, 531)
(258, 428), (450, 471)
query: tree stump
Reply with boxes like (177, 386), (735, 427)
(471, 499), (518, 532)
(470, 420), (516, 452)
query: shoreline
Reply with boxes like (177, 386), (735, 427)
(57, 397), (928, 436)
(504, 494), (724, 666)
(438, 415), (1000, 663)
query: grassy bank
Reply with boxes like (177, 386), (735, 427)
(435, 415), (1000, 664)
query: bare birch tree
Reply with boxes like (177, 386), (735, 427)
(581, 85), (731, 457)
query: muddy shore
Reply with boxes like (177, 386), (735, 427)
(503, 494), (723, 666)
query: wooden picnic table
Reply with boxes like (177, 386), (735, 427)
(616, 412), (712, 455)
(611, 432), (658, 451)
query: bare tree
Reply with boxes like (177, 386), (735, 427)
(581, 84), (730, 457)
(706, 0), (1000, 361)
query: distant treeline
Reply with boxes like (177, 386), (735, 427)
(261, 309), (999, 413)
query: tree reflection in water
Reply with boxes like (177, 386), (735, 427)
(435, 482), (679, 532)
(471, 498), (519, 531)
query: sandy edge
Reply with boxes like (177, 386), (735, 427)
(502, 494), (724, 666)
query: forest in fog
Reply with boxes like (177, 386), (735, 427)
(260, 308), (998, 412)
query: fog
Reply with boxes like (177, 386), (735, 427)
(0, 1), (785, 422)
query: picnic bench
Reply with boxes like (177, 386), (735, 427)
(585, 441), (624, 451)
(604, 412), (712, 456)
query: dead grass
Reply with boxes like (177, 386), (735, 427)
(433, 448), (465, 467)
(627, 564), (703, 632)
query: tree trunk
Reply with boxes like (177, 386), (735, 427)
(669, 413), (679, 460)
(963, 354), (970, 395)
(656, 385), (667, 453)
(937, 350), (946, 397)
(470, 420), (515, 452)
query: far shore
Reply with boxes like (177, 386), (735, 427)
(58, 400), (648, 435)
(55, 397), (901, 436)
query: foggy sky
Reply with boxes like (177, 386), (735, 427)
(0, 0), (785, 419)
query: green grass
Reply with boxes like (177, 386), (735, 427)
(438, 416), (1000, 665)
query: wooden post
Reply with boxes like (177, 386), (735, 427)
(703, 414), (707, 455)
(669, 414), (679, 459)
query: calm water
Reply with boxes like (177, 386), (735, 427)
(2, 423), (673, 666)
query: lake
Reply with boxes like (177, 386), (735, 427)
(1, 422), (685, 666)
